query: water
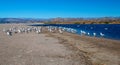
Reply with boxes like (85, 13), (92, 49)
(30, 24), (120, 40)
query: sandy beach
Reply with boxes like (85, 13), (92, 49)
(0, 24), (120, 65)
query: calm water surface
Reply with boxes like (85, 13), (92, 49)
(31, 24), (120, 40)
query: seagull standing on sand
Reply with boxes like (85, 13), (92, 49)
(59, 28), (63, 34)
(6, 31), (12, 36)
(18, 29), (21, 33)
(36, 28), (41, 34)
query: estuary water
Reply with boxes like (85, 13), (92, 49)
(31, 24), (120, 40)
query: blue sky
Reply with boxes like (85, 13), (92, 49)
(0, 0), (120, 18)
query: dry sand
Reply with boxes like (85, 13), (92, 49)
(0, 23), (120, 65)
(0, 24), (91, 65)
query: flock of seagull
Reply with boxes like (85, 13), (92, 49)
(2, 26), (105, 37)
(2, 26), (70, 36)
(80, 30), (105, 37)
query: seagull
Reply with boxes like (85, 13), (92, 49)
(100, 32), (104, 37)
(93, 33), (96, 36)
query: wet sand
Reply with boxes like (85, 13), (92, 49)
(0, 24), (120, 65)
(48, 32), (120, 65)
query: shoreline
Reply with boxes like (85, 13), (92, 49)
(0, 23), (120, 65)
(43, 29), (120, 65)
(30, 23), (120, 41)
(49, 32), (120, 65)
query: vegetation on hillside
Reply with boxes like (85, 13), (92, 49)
(0, 17), (120, 24)
(44, 17), (120, 24)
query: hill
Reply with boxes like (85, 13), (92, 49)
(0, 17), (120, 24)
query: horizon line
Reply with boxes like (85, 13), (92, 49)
(0, 16), (120, 19)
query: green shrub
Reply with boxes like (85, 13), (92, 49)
(74, 22), (81, 24)
(104, 22), (109, 24)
